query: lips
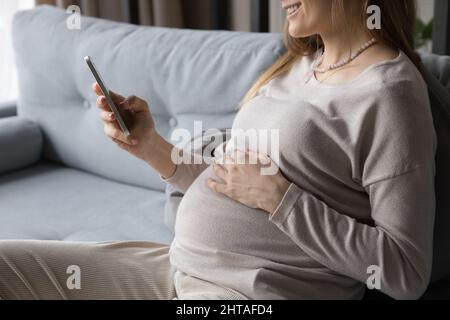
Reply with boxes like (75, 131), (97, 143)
(283, 2), (302, 16)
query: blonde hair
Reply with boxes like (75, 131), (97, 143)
(240, 0), (420, 108)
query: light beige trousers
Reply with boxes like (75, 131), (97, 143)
(0, 240), (246, 300)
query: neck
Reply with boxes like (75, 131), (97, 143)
(319, 29), (373, 67)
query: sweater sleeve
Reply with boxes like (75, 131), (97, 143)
(162, 131), (230, 193)
(161, 152), (210, 193)
(269, 77), (438, 299)
(269, 164), (436, 300)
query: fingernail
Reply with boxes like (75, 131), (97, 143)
(131, 139), (138, 145)
(109, 113), (115, 120)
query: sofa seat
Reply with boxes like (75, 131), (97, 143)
(0, 161), (173, 244)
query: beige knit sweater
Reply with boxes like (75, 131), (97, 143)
(164, 51), (437, 300)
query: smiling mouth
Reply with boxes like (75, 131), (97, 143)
(284, 2), (302, 16)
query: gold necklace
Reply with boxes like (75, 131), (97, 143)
(303, 38), (377, 84)
(314, 38), (377, 73)
(315, 68), (343, 84)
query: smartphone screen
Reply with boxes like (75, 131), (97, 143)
(84, 56), (130, 136)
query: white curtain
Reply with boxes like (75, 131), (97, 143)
(0, 0), (34, 103)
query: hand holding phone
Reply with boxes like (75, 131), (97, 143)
(84, 56), (130, 136)
(88, 59), (177, 179)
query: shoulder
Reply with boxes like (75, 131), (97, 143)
(362, 51), (429, 105)
(356, 51), (433, 137)
(357, 53), (437, 186)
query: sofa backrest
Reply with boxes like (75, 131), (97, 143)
(421, 52), (450, 92)
(12, 5), (285, 190)
(419, 52), (450, 282)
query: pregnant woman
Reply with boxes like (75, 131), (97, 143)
(0, 0), (437, 300)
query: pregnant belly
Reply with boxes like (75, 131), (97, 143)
(174, 166), (303, 261)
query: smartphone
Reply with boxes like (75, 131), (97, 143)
(84, 56), (130, 136)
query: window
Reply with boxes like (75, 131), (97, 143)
(0, 0), (35, 103)
(417, 0), (435, 52)
(418, 0), (435, 23)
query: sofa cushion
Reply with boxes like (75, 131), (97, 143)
(12, 5), (285, 191)
(0, 101), (17, 118)
(0, 117), (43, 175)
(0, 161), (173, 244)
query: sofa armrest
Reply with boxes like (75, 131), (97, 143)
(0, 101), (18, 118)
(0, 117), (43, 175)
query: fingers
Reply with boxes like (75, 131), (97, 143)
(96, 94), (124, 112)
(92, 83), (148, 120)
(224, 154), (236, 168)
(214, 154), (236, 172)
(206, 178), (227, 195)
(100, 110), (115, 123)
(92, 82), (102, 96)
(222, 149), (271, 166)
(246, 150), (272, 166)
(96, 96), (110, 111)
(92, 83), (125, 100)
(109, 90), (126, 105)
(213, 163), (228, 180)
(104, 123), (138, 146)
(111, 138), (131, 152)
(92, 82), (125, 106)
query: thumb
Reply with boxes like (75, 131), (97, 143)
(121, 96), (149, 113)
(109, 90), (126, 106)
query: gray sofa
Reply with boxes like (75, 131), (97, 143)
(0, 6), (283, 243)
(0, 101), (17, 118)
(1, 6), (449, 299)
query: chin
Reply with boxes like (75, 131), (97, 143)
(285, 2), (313, 38)
(288, 23), (313, 39)
(283, 0), (327, 39)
